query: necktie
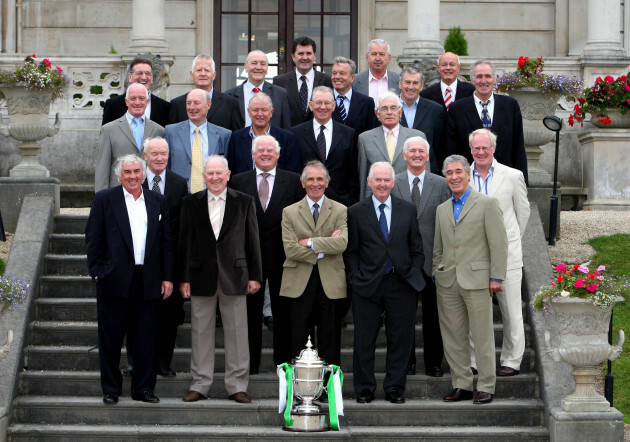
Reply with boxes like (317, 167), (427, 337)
(253, 87), (260, 93)
(132, 117), (143, 152)
(299, 75), (308, 113)
(337, 95), (347, 121)
(386, 130), (395, 162)
(190, 128), (204, 193)
(411, 176), (421, 211)
(210, 196), (221, 239)
(378, 203), (393, 273)
(152, 175), (161, 194)
(258, 172), (270, 211)
(312, 202), (319, 225)
(481, 100), (492, 129)
(317, 125), (327, 161)
(444, 87), (453, 109)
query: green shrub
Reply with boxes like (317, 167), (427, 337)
(444, 26), (468, 56)
(0, 258), (5, 275)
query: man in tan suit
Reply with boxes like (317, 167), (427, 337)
(280, 160), (348, 365)
(469, 129), (530, 376)
(433, 154), (507, 405)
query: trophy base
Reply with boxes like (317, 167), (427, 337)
(283, 412), (330, 432)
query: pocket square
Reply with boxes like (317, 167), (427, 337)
(159, 214), (162, 221)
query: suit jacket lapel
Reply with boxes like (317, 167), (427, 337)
(372, 130), (390, 162)
(117, 117), (137, 147)
(266, 170), (287, 214)
(413, 100), (429, 130)
(392, 127), (407, 165)
(417, 174), (434, 217)
(488, 163), (505, 197)
(365, 198), (388, 243)
(218, 189), (238, 240)
(464, 98), (483, 131)
(298, 198), (317, 231)
(207, 92), (222, 121)
(302, 126), (324, 162)
(177, 122), (192, 162)
(112, 189), (135, 257)
(233, 84), (246, 119)
(144, 192), (159, 257)
(457, 190), (478, 224)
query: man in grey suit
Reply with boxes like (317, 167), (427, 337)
(358, 91), (426, 199)
(225, 50), (291, 130)
(95, 83), (165, 192)
(353, 39), (400, 100)
(433, 155), (508, 405)
(165, 89), (231, 192)
(391, 136), (451, 377)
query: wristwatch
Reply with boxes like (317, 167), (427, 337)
(306, 238), (313, 248)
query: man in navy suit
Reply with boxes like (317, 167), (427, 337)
(353, 39), (401, 100)
(419, 52), (475, 109)
(165, 89), (231, 191)
(168, 54), (243, 131)
(331, 56), (377, 135)
(273, 36), (333, 127)
(346, 161), (425, 404)
(86, 154), (173, 405)
(291, 86), (358, 206)
(446, 60), (528, 184)
(225, 50), (291, 130)
(230, 135), (305, 373)
(399, 67), (446, 174)
(226, 92), (301, 175)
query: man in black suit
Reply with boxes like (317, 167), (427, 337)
(290, 86), (358, 206)
(168, 54), (243, 131)
(85, 154), (173, 405)
(446, 60), (528, 184)
(346, 161), (425, 404)
(272, 36), (333, 127)
(226, 92), (301, 175)
(420, 52), (475, 109)
(225, 50), (291, 130)
(399, 67), (446, 174)
(102, 56), (171, 127)
(179, 155), (262, 404)
(230, 135), (305, 373)
(331, 56), (377, 135)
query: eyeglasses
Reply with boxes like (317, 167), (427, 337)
(471, 146), (493, 152)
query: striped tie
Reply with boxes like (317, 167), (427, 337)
(337, 95), (347, 121)
(444, 87), (453, 109)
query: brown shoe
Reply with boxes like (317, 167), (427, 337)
(182, 390), (207, 402)
(473, 391), (494, 404)
(497, 366), (520, 376)
(229, 391), (252, 403)
(443, 388), (473, 402)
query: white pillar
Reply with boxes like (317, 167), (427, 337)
(401, 0), (443, 56)
(128, 0), (169, 53)
(582, 0), (623, 58)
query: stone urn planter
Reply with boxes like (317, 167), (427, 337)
(545, 296), (625, 412)
(0, 84), (61, 177)
(591, 109), (630, 128)
(506, 87), (561, 184)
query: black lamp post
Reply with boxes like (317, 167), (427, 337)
(543, 115), (563, 246)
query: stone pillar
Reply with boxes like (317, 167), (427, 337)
(397, 0), (443, 84)
(128, 0), (169, 53)
(582, 0), (623, 58)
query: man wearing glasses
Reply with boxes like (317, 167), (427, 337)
(420, 52), (475, 110)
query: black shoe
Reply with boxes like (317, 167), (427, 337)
(250, 367), (260, 375)
(103, 393), (118, 404)
(426, 366), (444, 377)
(158, 367), (176, 377)
(356, 389), (374, 404)
(385, 390), (405, 404)
(406, 363), (416, 375)
(263, 316), (274, 331)
(122, 365), (133, 376)
(132, 391), (160, 403)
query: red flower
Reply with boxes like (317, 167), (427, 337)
(557, 275), (564, 282)
(587, 273), (595, 279)
(619, 75), (627, 82)
(574, 279), (585, 289)
(596, 76), (602, 83)
(586, 283), (598, 292)
(568, 115), (575, 126)
(42, 58), (52, 69)
(598, 116), (612, 125)
(577, 97), (586, 104)
(32, 54), (36, 58)
(56, 66), (63, 73)
(574, 104), (581, 112)
(604, 75), (615, 83)
(518, 56), (529, 67)
(573, 264), (580, 269)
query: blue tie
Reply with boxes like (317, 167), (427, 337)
(379, 203), (393, 273)
(481, 101), (492, 130)
(132, 117), (143, 152)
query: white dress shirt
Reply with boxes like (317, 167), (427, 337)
(474, 92), (495, 122)
(123, 187), (148, 265)
(407, 169), (425, 195)
(441, 80), (459, 101)
(334, 88), (353, 115)
(372, 194), (392, 231)
(244, 81), (264, 127)
(296, 68), (315, 102)
(256, 166), (276, 200)
(207, 187), (227, 236)
(312, 118), (333, 159)
(146, 169), (166, 194)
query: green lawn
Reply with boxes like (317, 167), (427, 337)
(589, 233), (630, 422)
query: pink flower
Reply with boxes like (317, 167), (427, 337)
(624, 84), (630, 92)
(586, 284), (598, 292)
(56, 65), (63, 73)
(597, 265), (606, 271)
(555, 263), (566, 272)
(574, 279), (585, 289)
(597, 276), (605, 281)
(578, 266), (589, 273)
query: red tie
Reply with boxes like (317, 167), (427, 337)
(444, 87), (453, 109)
(253, 87), (261, 93)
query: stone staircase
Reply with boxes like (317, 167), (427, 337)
(8, 214), (549, 441)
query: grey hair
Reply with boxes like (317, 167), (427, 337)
(251, 134), (281, 154)
(333, 56), (357, 74)
(470, 59), (495, 78)
(191, 54), (216, 73)
(367, 39), (391, 55)
(311, 85), (335, 102)
(248, 91), (274, 110)
(114, 154), (146, 181)
(403, 136), (430, 155)
(400, 67), (424, 85)
(469, 128), (497, 149)
(142, 136), (169, 153)
(203, 154), (229, 172)
(442, 155), (471, 176)
(368, 161), (395, 181)
(301, 160), (330, 183)
(375, 91), (403, 111)
(125, 83), (149, 99)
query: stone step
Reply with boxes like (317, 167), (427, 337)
(49, 234), (86, 254)
(12, 396), (544, 427)
(8, 423), (550, 441)
(40, 276), (95, 298)
(54, 215), (89, 234)
(19, 370), (539, 399)
(44, 255), (90, 276)
(24, 346), (536, 373)
(27, 320), (531, 349)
